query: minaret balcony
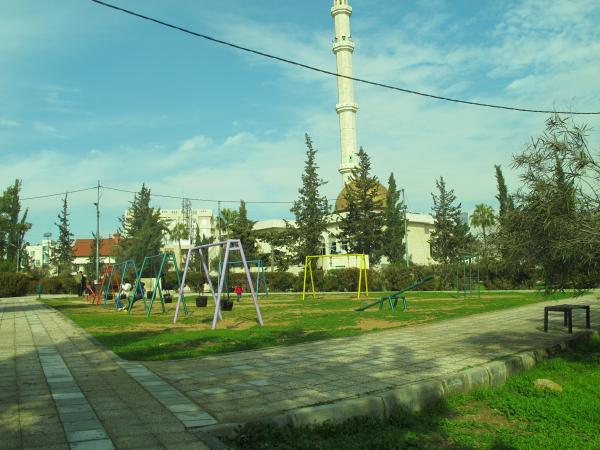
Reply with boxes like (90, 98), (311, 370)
(331, 5), (352, 17)
(336, 102), (359, 113)
(332, 37), (355, 53)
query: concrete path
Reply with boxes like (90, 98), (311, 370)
(146, 293), (600, 424)
(0, 297), (211, 450)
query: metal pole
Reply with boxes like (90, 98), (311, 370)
(402, 189), (408, 267)
(95, 180), (100, 283)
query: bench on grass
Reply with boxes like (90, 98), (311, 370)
(544, 304), (590, 334)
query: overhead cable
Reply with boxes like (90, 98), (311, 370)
(89, 0), (600, 115)
(21, 186), (98, 201)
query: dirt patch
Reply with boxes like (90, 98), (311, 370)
(357, 318), (402, 330)
(456, 401), (519, 431)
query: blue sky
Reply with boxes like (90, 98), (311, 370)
(1, 0), (599, 243)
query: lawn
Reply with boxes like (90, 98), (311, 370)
(43, 290), (575, 361)
(229, 335), (600, 450)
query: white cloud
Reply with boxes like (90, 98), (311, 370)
(0, 117), (20, 127)
(178, 135), (213, 152)
(33, 121), (58, 135)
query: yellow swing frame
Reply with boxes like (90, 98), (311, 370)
(302, 253), (369, 300)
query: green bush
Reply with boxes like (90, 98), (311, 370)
(0, 272), (31, 297)
(34, 276), (78, 295)
(266, 271), (298, 292)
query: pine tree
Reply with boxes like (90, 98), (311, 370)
(117, 184), (165, 265)
(289, 134), (330, 264)
(229, 201), (257, 259)
(52, 194), (74, 274)
(337, 148), (385, 263)
(382, 172), (406, 264)
(429, 177), (471, 263)
(0, 179), (31, 268)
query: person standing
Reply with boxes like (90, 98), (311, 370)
(234, 284), (243, 302)
(77, 271), (86, 296)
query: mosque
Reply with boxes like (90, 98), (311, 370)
(252, 0), (435, 269)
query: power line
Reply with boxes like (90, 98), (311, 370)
(89, 0), (600, 115)
(101, 185), (296, 204)
(21, 186), (98, 201)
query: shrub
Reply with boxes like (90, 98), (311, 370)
(266, 271), (298, 292)
(34, 276), (78, 295)
(0, 272), (31, 297)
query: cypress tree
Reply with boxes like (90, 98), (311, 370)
(337, 148), (385, 263)
(289, 134), (330, 264)
(382, 172), (406, 264)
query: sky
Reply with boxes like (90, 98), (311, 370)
(1, 0), (599, 244)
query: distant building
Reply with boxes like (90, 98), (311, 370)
(26, 239), (55, 269)
(72, 234), (120, 274)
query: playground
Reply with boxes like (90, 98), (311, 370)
(43, 289), (575, 361)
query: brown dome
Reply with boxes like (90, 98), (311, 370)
(335, 181), (388, 212)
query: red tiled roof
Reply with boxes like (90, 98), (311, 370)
(72, 236), (120, 257)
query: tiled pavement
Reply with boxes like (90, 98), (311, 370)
(1, 293), (598, 449)
(0, 297), (210, 450)
(146, 293), (600, 423)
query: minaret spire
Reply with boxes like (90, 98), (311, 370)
(331, 0), (358, 183)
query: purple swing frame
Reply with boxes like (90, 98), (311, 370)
(173, 239), (264, 330)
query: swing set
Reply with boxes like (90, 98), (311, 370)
(218, 258), (269, 299)
(174, 239), (264, 330)
(129, 252), (188, 318)
(103, 260), (138, 309)
(302, 253), (369, 300)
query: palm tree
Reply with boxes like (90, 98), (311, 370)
(169, 222), (189, 266)
(470, 204), (495, 254)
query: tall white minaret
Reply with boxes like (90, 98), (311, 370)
(332, 0), (359, 183)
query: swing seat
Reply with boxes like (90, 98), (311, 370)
(221, 299), (234, 311)
(147, 290), (153, 299)
(106, 293), (113, 300)
(134, 293), (143, 301)
(163, 293), (172, 303)
(196, 296), (208, 307)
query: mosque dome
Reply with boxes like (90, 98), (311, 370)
(334, 181), (388, 212)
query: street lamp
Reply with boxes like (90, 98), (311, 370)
(401, 188), (409, 267)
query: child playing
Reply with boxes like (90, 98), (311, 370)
(234, 284), (243, 302)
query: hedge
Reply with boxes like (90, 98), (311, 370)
(0, 272), (31, 297)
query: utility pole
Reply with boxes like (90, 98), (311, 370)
(402, 188), (409, 267)
(94, 180), (100, 283)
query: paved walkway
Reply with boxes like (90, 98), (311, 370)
(0, 297), (211, 450)
(1, 294), (598, 448)
(146, 293), (600, 423)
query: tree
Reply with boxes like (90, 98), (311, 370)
(494, 165), (514, 221)
(52, 194), (74, 274)
(289, 134), (331, 264)
(0, 179), (31, 270)
(509, 113), (599, 291)
(429, 177), (472, 264)
(86, 232), (102, 276)
(229, 200), (257, 259)
(470, 203), (495, 255)
(216, 208), (239, 240)
(382, 172), (406, 264)
(118, 184), (165, 265)
(169, 222), (189, 265)
(337, 148), (385, 263)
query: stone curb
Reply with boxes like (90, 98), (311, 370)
(203, 329), (598, 439)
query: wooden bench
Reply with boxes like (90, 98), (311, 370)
(544, 304), (591, 334)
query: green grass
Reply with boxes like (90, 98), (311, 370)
(42, 290), (576, 361)
(229, 335), (600, 449)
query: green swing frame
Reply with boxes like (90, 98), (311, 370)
(129, 252), (188, 317)
(103, 260), (138, 309)
(218, 258), (269, 299)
